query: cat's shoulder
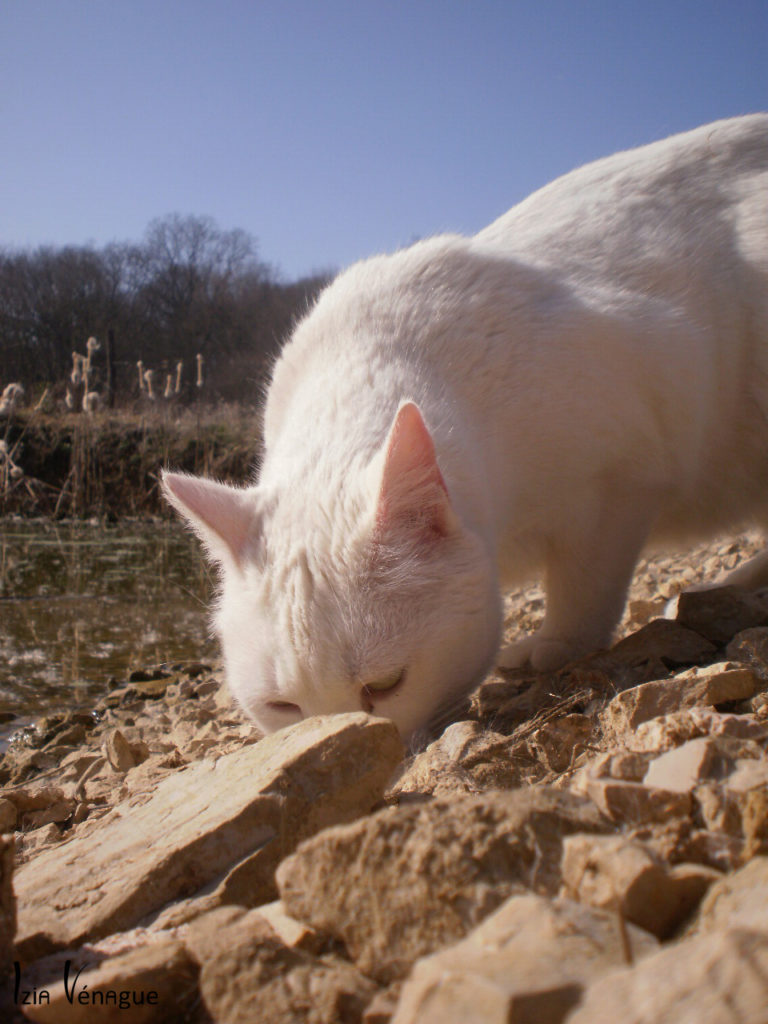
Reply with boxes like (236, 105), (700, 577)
(270, 234), (477, 368)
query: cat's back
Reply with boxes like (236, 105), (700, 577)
(262, 116), (767, 478)
(475, 114), (768, 290)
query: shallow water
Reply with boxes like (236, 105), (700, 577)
(0, 518), (216, 740)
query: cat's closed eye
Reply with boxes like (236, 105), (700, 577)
(363, 669), (405, 698)
(266, 700), (302, 714)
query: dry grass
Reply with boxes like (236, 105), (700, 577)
(0, 401), (260, 518)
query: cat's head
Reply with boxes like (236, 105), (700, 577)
(162, 401), (501, 742)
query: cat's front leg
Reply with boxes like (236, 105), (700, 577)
(498, 486), (659, 672)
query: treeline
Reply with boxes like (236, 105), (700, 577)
(0, 214), (332, 404)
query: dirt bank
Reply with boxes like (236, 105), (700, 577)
(0, 407), (258, 519)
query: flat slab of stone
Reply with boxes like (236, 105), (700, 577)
(14, 713), (403, 961)
(606, 619), (717, 669)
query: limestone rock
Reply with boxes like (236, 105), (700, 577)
(277, 788), (608, 983)
(676, 585), (768, 647)
(630, 706), (768, 753)
(391, 894), (658, 1024)
(5, 783), (76, 815)
(605, 618), (717, 670)
(668, 859), (723, 896)
(255, 900), (325, 953)
(561, 834), (717, 939)
(570, 750), (653, 790)
(16, 822), (62, 862)
(42, 722), (88, 750)
(23, 798), (77, 830)
(14, 713), (404, 960)
(638, 734), (768, 846)
(601, 662), (760, 736)
(693, 856), (768, 934)
(584, 778), (692, 826)
(195, 907), (378, 1024)
(180, 904), (261, 963)
(363, 988), (401, 1024)
(726, 627), (768, 679)
(20, 936), (199, 1024)
(567, 928), (768, 1023)
(725, 755), (768, 796)
(673, 828), (746, 873)
(742, 786), (768, 857)
(643, 736), (737, 793)
(0, 798), (17, 831)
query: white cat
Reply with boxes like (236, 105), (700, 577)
(163, 114), (768, 741)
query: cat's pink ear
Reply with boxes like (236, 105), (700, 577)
(161, 471), (259, 571)
(374, 401), (455, 540)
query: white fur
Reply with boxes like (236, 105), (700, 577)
(163, 115), (768, 740)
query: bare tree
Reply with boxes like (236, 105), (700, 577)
(0, 215), (331, 402)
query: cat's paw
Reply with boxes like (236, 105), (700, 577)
(497, 635), (538, 669)
(497, 635), (580, 672)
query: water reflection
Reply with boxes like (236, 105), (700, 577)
(0, 519), (216, 734)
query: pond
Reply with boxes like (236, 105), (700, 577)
(0, 518), (216, 744)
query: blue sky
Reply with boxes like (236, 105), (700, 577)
(1, 0), (766, 280)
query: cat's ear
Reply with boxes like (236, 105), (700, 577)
(374, 401), (456, 541)
(161, 471), (260, 572)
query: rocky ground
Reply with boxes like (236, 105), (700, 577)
(2, 533), (768, 1023)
